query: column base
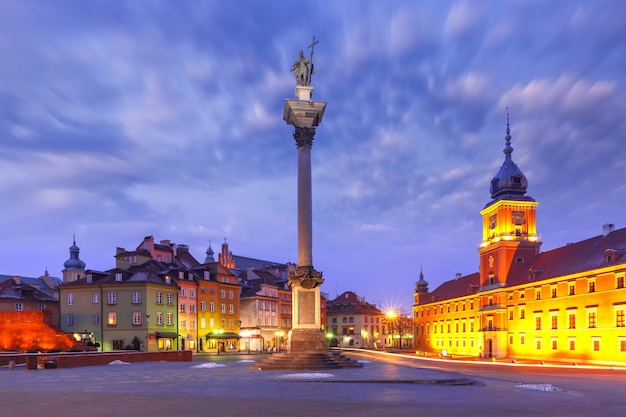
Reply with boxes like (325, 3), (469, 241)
(289, 328), (327, 353)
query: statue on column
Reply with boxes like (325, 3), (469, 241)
(291, 36), (319, 86)
(291, 50), (313, 86)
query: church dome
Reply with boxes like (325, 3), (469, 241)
(489, 113), (531, 201)
(64, 237), (86, 270)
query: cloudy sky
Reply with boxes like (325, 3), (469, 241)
(1, 1), (625, 312)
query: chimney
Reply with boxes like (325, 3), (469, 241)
(13, 276), (20, 285)
(603, 224), (615, 237)
(455, 273), (462, 280)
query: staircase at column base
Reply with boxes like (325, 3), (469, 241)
(249, 351), (364, 371)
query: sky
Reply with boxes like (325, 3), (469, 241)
(1, 1), (625, 313)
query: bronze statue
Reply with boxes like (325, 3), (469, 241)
(291, 36), (318, 86)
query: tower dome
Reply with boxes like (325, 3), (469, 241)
(489, 111), (532, 202)
(63, 236), (86, 270)
(415, 265), (429, 294)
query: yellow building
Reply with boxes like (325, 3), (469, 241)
(413, 118), (626, 365)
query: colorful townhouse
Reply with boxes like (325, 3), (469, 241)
(413, 119), (626, 365)
(326, 291), (383, 349)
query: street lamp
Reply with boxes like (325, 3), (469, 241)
(325, 332), (333, 350)
(275, 330), (285, 352)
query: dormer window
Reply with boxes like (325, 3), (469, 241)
(115, 273), (122, 282)
(86, 274), (92, 283)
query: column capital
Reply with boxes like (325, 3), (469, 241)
(288, 266), (324, 289)
(293, 126), (316, 149)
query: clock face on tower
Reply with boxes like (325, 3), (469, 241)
(489, 214), (497, 229)
(512, 211), (525, 225)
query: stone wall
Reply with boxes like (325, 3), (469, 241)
(1, 350), (192, 369)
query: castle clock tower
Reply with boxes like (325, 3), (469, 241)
(478, 113), (541, 289)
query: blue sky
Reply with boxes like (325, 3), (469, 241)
(1, 1), (625, 312)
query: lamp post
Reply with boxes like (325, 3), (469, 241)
(216, 328), (224, 355)
(145, 314), (150, 352)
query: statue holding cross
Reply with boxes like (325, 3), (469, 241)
(291, 36), (318, 86)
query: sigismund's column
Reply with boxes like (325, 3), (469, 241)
(284, 40), (327, 352)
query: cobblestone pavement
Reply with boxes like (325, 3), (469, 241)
(2, 352), (625, 417)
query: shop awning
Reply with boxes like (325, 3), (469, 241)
(205, 332), (241, 339)
(155, 332), (179, 339)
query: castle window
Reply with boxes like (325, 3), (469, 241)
(588, 280), (596, 293)
(535, 290), (541, 300)
(615, 308), (626, 327)
(516, 257), (524, 263)
(551, 287), (557, 298)
(587, 309), (597, 328)
(569, 337), (576, 351)
(520, 308), (525, 319)
(592, 337), (600, 352)
(617, 276), (625, 289)
(569, 283), (576, 296)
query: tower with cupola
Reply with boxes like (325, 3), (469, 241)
(62, 235), (86, 283)
(478, 113), (541, 289)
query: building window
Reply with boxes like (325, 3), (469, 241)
(156, 312), (163, 325)
(569, 312), (576, 329)
(180, 288), (186, 297)
(108, 312), (117, 325)
(92, 294), (99, 304)
(520, 308), (525, 319)
(220, 290), (226, 298)
(569, 338), (576, 351)
(67, 313), (74, 326)
(166, 313), (173, 326)
(569, 284), (575, 296)
(15, 303), (23, 311)
(535, 290), (541, 300)
(520, 333), (525, 345)
(535, 316), (541, 330)
(620, 338), (626, 353)
(93, 314), (100, 324)
(589, 281), (596, 293)
(67, 293), (74, 305)
(617, 276), (625, 289)
(108, 292), (116, 304)
(180, 304), (186, 313)
(156, 292), (163, 304)
(588, 311), (597, 328)
(189, 289), (196, 298)
(133, 312), (141, 325)
(190, 304), (196, 313)
(535, 338), (541, 350)
(551, 338), (558, 350)
(132, 291), (141, 304)
(551, 287), (557, 298)
(115, 272), (123, 282)
(200, 318), (206, 329)
(210, 288), (215, 295)
(167, 293), (173, 305)
(509, 310), (514, 320)
(220, 304), (226, 314)
(181, 320), (186, 329)
(592, 337), (600, 352)
(616, 309), (625, 327)
(551, 314), (558, 330)
(229, 290), (234, 299)
(112, 340), (124, 350)
(229, 304), (234, 314)
(209, 302), (215, 312)
(38, 304), (46, 310)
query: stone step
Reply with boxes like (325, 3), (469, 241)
(250, 351), (364, 371)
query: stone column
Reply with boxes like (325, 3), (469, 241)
(284, 86), (327, 352)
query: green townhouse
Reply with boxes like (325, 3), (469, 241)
(59, 260), (180, 352)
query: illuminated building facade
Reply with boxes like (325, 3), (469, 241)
(413, 118), (626, 365)
(326, 291), (383, 349)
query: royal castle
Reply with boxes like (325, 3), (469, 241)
(413, 116), (626, 365)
